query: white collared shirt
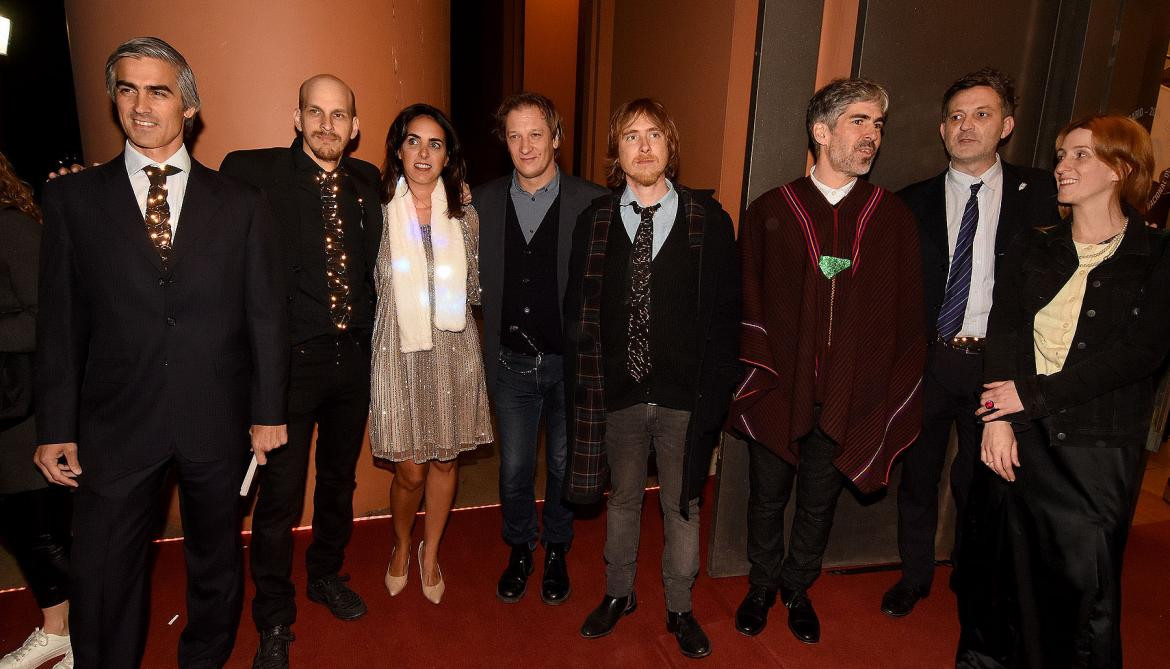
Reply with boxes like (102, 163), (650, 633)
(809, 164), (857, 205)
(945, 155), (1004, 338)
(124, 141), (191, 239)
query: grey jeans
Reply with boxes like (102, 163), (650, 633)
(603, 403), (699, 612)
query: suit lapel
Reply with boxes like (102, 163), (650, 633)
(98, 156), (165, 273)
(169, 161), (221, 269)
(995, 164), (1027, 254)
(557, 177), (579, 303)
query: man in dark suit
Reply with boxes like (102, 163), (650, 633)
(34, 37), (288, 668)
(472, 92), (607, 606)
(882, 68), (1058, 617)
(219, 75), (382, 668)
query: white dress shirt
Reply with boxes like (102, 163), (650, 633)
(809, 165), (857, 205)
(944, 155), (1003, 338)
(124, 141), (191, 239)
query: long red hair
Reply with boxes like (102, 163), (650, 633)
(0, 153), (41, 224)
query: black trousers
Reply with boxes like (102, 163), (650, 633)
(895, 344), (984, 589)
(71, 450), (248, 669)
(250, 332), (370, 630)
(746, 428), (845, 593)
(0, 486), (71, 608)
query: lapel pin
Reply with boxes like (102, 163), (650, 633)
(1019, 182), (1028, 191)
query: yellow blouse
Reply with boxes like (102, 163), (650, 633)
(1033, 235), (1123, 374)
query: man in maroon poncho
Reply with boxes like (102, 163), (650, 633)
(727, 78), (925, 645)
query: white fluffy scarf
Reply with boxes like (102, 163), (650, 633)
(387, 177), (467, 352)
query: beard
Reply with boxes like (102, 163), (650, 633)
(308, 131), (344, 162)
(625, 161), (666, 188)
(828, 139), (877, 177)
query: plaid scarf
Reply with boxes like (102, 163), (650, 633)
(567, 187), (707, 501)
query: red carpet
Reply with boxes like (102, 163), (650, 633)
(2, 492), (1168, 668)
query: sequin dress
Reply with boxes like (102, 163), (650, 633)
(369, 204), (493, 462)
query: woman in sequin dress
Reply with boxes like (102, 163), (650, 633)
(370, 104), (492, 604)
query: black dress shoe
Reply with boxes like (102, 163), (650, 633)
(540, 543), (571, 605)
(881, 580), (928, 617)
(252, 625), (294, 669)
(306, 574), (367, 620)
(735, 585), (777, 636)
(667, 611), (712, 659)
(781, 587), (820, 644)
(497, 544), (534, 603)
(580, 592), (637, 638)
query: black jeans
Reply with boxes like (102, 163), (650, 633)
(250, 332), (370, 630)
(746, 428), (844, 593)
(895, 344), (984, 589)
(0, 486), (71, 608)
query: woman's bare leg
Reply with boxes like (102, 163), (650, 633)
(389, 461), (428, 575)
(420, 459), (458, 586)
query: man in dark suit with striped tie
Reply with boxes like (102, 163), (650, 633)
(882, 68), (1058, 617)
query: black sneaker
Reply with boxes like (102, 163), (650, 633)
(252, 625), (294, 669)
(307, 574), (367, 620)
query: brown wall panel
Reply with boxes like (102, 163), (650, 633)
(524, 0), (580, 174)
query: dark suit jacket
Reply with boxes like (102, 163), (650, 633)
(35, 155), (288, 485)
(898, 161), (1059, 336)
(472, 172), (607, 390)
(219, 141), (383, 322)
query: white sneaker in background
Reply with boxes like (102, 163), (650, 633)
(0, 628), (70, 669)
(52, 648), (74, 669)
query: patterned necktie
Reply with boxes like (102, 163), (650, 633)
(937, 181), (983, 340)
(627, 200), (660, 382)
(143, 165), (180, 269)
(317, 170), (351, 329)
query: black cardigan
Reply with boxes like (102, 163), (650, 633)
(984, 217), (1170, 446)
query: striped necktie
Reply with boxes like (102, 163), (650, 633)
(937, 181), (982, 340)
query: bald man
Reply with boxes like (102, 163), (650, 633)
(220, 75), (382, 669)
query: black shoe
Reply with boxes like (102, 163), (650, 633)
(497, 543), (534, 603)
(580, 592), (637, 638)
(734, 585), (777, 636)
(667, 611), (712, 659)
(781, 587), (820, 644)
(540, 543), (571, 605)
(880, 580), (928, 617)
(252, 625), (294, 669)
(306, 574), (367, 620)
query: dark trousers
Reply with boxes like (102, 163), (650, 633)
(70, 451), (248, 669)
(604, 404), (699, 612)
(0, 486), (71, 608)
(895, 345), (983, 589)
(492, 347), (572, 547)
(746, 429), (844, 593)
(251, 333), (370, 630)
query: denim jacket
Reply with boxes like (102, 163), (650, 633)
(983, 217), (1170, 446)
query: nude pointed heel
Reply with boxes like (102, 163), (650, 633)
(419, 540), (445, 604)
(384, 544), (411, 596)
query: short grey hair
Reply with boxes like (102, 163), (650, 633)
(805, 77), (889, 152)
(105, 37), (200, 114)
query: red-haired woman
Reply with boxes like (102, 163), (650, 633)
(960, 116), (1170, 667)
(0, 152), (73, 668)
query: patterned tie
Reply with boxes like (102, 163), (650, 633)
(627, 201), (660, 382)
(937, 181), (982, 340)
(143, 165), (180, 268)
(317, 170), (352, 329)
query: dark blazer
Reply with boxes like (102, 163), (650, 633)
(35, 155), (288, 485)
(899, 161), (1059, 336)
(473, 172), (607, 389)
(219, 140), (383, 317)
(563, 187), (742, 510)
(984, 219), (1170, 446)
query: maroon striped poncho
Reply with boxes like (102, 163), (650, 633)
(728, 177), (925, 493)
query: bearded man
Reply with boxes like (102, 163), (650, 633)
(220, 74), (383, 669)
(727, 78), (925, 645)
(563, 98), (741, 659)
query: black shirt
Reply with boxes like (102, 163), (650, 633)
(290, 141), (375, 343)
